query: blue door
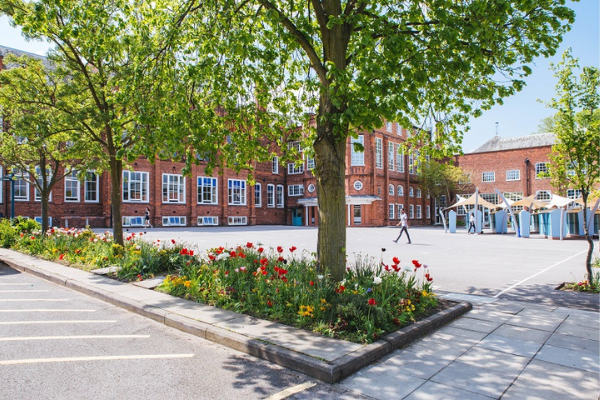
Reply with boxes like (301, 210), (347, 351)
(292, 209), (302, 226)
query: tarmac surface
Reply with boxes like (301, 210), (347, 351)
(1, 225), (599, 398)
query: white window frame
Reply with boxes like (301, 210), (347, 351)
(198, 216), (219, 226)
(396, 122), (401, 135)
(197, 176), (218, 205)
(409, 204), (414, 219)
(64, 171), (80, 202)
(482, 171), (495, 182)
(536, 190), (552, 201)
(567, 189), (582, 199)
(409, 186), (414, 197)
(351, 135), (365, 166)
(388, 142), (395, 171)
(307, 184), (315, 193)
(306, 157), (315, 170)
(416, 205), (422, 219)
(267, 184), (275, 208)
(386, 121), (392, 132)
(34, 166), (53, 202)
(162, 173), (185, 204)
(375, 138), (383, 169)
(272, 157), (279, 174)
(397, 185), (404, 197)
(426, 205), (430, 219)
(84, 171), (99, 203)
(276, 184), (284, 208)
(162, 216), (187, 226)
(353, 181), (363, 191)
(287, 162), (304, 174)
(254, 183), (262, 207)
(228, 216), (247, 225)
(388, 184), (394, 196)
(123, 171), (149, 203)
(228, 179), (247, 205)
(123, 216), (144, 227)
(397, 145), (404, 172)
(34, 216), (52, 227)
(416, 188), (422, 198)
(535, 162), (549, 178)
(506, 169), (520, 181)
(389, 204), (395, 219)
(408, 152), (415, 174)
(288, 184), (304, 197)
(14, 170), (29, 201)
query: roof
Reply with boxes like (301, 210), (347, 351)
(0, 44), (52, 69)
(470, 133), (555, 154)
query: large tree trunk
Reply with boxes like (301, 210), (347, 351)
(313, 93), (348, 282)
(109, 156), (124, 246)
(40, 191), (49, 233)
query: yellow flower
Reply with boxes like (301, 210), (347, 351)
(422, 290), (428, 297)
(184, 281), (191, 288)
(320, 298), (327, 304)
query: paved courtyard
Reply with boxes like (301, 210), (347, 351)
(121, 225), (599, 311)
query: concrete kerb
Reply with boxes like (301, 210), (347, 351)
(0, 250), (472, 383)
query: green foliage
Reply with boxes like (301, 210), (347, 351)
(417, 160), (470, 202)
(0, 219), (17, 248)
(544, 49), (600, 284)
(13, 217), (41, 234)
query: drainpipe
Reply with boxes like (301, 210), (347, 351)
(524, 158), (530, 197)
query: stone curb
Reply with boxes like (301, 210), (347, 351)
(0, 252), (471, 383)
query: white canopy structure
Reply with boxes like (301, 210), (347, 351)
(445, 192), (498, 210)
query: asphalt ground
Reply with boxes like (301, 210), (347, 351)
(116, 225), (600, 311)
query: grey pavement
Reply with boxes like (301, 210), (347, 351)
(1, 225), (599, 399)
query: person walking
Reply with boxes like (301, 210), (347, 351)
(467, 213), (476, 234)
(393, 208), (411, 244)
(144, 207), (153, 228)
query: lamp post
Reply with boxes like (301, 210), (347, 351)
(1, 172), (15, 220)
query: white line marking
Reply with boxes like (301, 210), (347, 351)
(0, 290), (49, 293)
(0, 335), (151, 342)
(264, 382), (317, 400)
(0, 283), (32, 286)
(0, 299), (69, 302)
(494, 250), (587, 298)
(0, 354), (194, 365)
(0, 309), (95, 313)
(0, 320), (117, 325)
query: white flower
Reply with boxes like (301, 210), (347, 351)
(373, 276), (382, 285)
(317, 275), (324, 280)
(216, 253), (230, 261)
(135, 245), (141, 250)
(402, 265), (414, 272)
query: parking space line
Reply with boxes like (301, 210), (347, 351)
(0, 320), (117, 325)
(0, 354), (195, 365)
(0, 309), (96, 313)
(0, 335), (151, 341)
(0, 283), (32, 286)
(264, 382), (317, 400)
(0, 289), (49, 293)
(0, 299), (69, 302)
(494, 250), (587, 298)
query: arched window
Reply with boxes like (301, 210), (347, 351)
(397, 185), (404, 196)
(409, 186), (414, 197)
(388, 184), (394, 196)
(416, 188), (422, 198)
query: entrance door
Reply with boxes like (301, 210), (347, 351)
(292, 209), (303, 226)
(353, 205), (362, 225)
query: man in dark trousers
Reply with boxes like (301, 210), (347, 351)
(468, 213), (476, 234)
(393, 208), (411, 244)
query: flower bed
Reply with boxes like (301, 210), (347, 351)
(0, 219), (439, 343)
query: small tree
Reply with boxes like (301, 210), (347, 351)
(0, 55), (97, 233)
(418, 160), (470, 208)
(546, 50), (600, 285)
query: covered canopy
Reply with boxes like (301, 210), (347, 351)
(509, 194), (549, 209)
(446, 192), (498, 210)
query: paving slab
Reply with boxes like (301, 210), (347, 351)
(445, 317), (503, 334)
(457, 307), (514, 323)
(339, 363), (427, 399)
(545, 332), (600, 355)
(491, 324), (553, 344)
(475, 334), (543, 358)
(430, 360), (517, 398)
(502, 359), (600, 400)
(402, 381), (495, 400)
(371, 348), (451, 380)
(505, 314), (565, 332)
(535, 344), (600, 374)
(440, 293), (497, 305)
(555, 320), (600, 340)
(142, 296), (244, 325)
(477, 301), (525, 315)
(455, 346), (529, 373)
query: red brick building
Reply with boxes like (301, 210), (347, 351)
(0, 44), (433, 228)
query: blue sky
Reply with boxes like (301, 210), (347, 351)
(1, 1), (598, 152)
